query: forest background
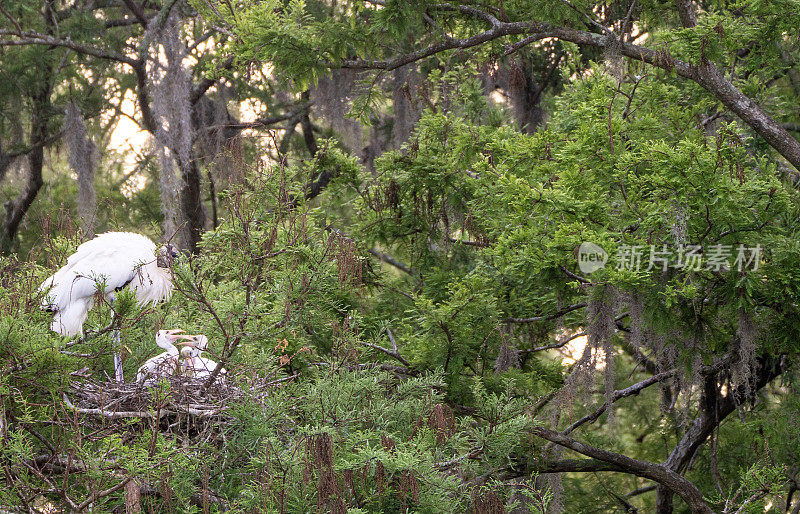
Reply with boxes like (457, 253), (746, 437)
(2, 0), (800, 512)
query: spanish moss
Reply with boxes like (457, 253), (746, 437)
(64, 101), (98, 239)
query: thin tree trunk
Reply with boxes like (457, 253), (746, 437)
(300, 91), (318, 156)
(65, 101), (98, 239)
(207, 169), (218, 229)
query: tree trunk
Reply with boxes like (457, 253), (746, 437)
(1, 81), (51, 253)
(65, 101), (98, 239)
(124, 478), (141, 513)
(655, 356), (784, 512)
(179, 157), (206, 253)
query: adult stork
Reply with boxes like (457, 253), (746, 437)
(39, 232), (178, 382)
(180, 335), (227, 383)
(136, 329), (195, 384)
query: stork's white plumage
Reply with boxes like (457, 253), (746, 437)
(39, 232), (176, 336)
(181, 335), (227, 383)
(136, 329), (194, 384)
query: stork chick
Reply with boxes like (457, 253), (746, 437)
(136, 329), (195, 384)
(181, 335), (227, 383)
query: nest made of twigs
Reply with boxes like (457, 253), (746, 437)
(64, 377), (243, 420)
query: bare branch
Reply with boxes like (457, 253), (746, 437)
(0, 4), (23, 33)
(520, 331), (586, 354)
(627, 485), (657, 497)
(360, 333), (413, 368)
(368, 248), (414, 275)
(536, 458), (627, 473)
(337, 17), (548, 71)
(75, 477), (133, 512)
(221, 103), (313, 131)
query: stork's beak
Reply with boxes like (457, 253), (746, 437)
(176, 335), (200, 346)
(168, 332), (196, 343)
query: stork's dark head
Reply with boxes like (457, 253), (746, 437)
(157, 243), (180, 268)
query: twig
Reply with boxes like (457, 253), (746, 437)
(561, 369), (677, 435)
(360, 331), (413, 369)
(369, 248), (414, 275)
(520, 331), (586, 354)
(626, 484), (657, 497)
(503, 303), (587, 324)
(74, 477), (132, 512)
(0, 4), (23, 33)
(435, 445), (484, 470)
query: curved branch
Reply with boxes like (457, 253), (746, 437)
(562, 369), (677, 435)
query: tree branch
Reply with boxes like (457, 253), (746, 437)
(656, 354), (785, 512)
(533, 427), (713, 513)
(121, 0), (149, 26)
(368, 248), (414, 275)
(535, 458), (627, 473)
(336, 4), (800, 170)
(220, 103), (313, 132)
(0, 4), (23, 33)
(359, 335), (413, 369)
(0, 30), (137, 66)
(190, 55), (234, 105)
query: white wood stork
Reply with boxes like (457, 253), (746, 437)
(180, 335), (227, 383)
(136, 329), (195, 384)
(39, 232), (178, 382)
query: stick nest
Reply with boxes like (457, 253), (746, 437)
(64, 377), (249, 420)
